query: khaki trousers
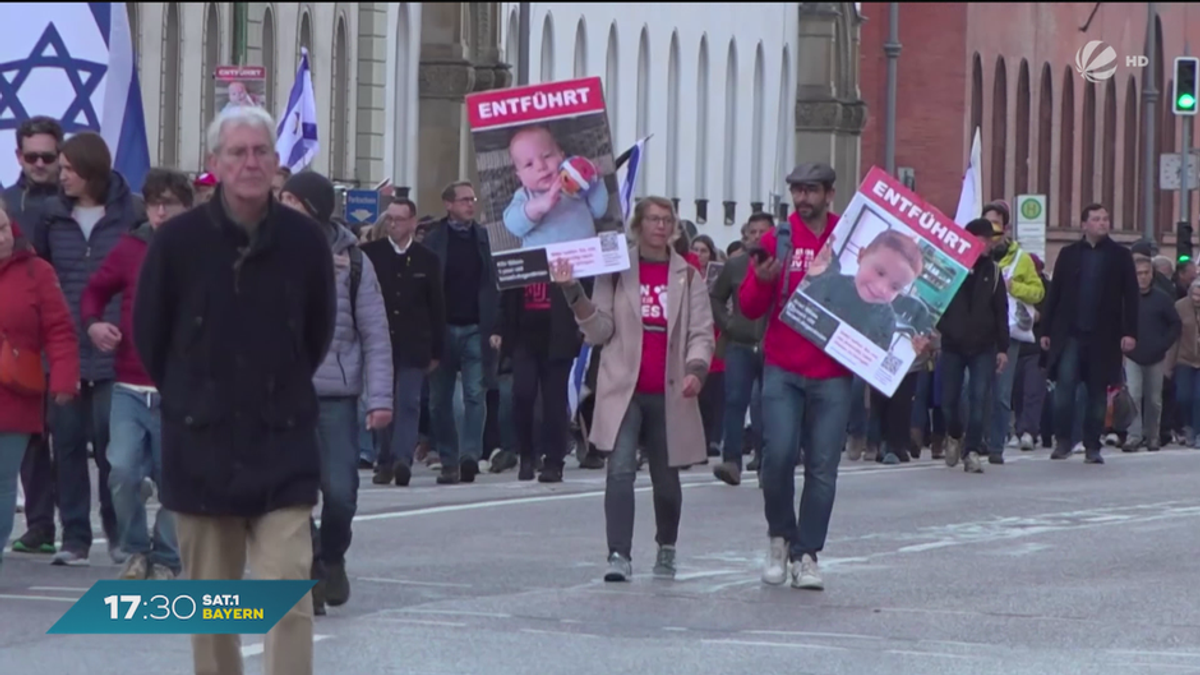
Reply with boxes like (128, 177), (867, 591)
(176, 505), (314, 675)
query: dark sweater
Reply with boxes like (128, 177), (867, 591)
(710, 254), (766, 348)
(1127, 286), (1181, 365)
(361, 238), (445, 369)
(444, 225), (483, 326)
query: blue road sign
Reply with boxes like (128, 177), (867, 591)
(345, 189), (380, 225)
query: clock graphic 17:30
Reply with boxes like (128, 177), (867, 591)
(105, 593), (198, 621)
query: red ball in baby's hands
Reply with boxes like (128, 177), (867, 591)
(559, 156), (599, 198)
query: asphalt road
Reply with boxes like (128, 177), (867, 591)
(4, 446), (1200, 674)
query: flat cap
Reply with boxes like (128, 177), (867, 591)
(786, 162), (836, 186)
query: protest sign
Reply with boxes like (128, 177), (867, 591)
(780, 166), (984, 397)
(214, 66), (267, 114)
(466, 77), (628, 289)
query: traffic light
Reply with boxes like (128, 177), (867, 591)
(1174, 57), (1199, 116)
(1178, 221), (1194, 263)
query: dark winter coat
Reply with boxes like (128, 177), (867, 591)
(937, 256), (1010, 357)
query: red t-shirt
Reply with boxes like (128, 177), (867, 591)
(737, 212), (849, 379)
(523, 282), (552, 311)
(636, 260), (670, 394)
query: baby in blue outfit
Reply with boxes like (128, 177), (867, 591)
(502, 126), (609, 250)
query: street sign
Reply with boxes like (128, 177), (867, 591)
(344, 188), (380, 226)
(1014, 194), (1047, 260)
(1160, 151), (1200, 190)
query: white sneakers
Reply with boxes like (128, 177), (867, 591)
(761, 538), (824, 590)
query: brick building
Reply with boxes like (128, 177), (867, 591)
(858, 2), (1200, 264)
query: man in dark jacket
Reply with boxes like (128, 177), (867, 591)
(935, 218), (1010, 474)
(363, 196), (445, 487)
(7, 116), (64, 556)
(420, 181), (499, 484)
(710, 212), (773, 486)
(1122, 257), (1181, 451)
(1041, 203), (1139, 463)
(134, 107), (335, 675)
(36, 131), (141, 566)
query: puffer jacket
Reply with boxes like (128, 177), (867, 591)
(312, 223), (393, 411)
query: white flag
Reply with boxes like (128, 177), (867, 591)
(954, 127), (983, 226)
(276, 48), (319, 173)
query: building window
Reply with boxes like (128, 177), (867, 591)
(990, 56), (1007, 202)
(1081, 81), (1096, 207)
(605, 24), (619, 142)
(1123, 75), (1138, 229)
(1014, 60), (1030, 195)
(539, 14), (555, 82)
(331, 16), (349, 180)
(666, 31), (680, 199)
(635, 26), (650, 195)
(751, 43), (765, 204)
(573, 19), (587, 77)
(203, 4), (220, 157)
(722, 39), (738, 204)
(262, 8), (276, 114)
(1036, 63), (1053, 198)
(161, 3), (181, 167)
(1058, 67), (1075, 229)
(695, 35), (709, 201)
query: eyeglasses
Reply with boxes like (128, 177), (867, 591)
(23, 152), (56, 165)
(147, 199), (185, 211)
(643, 215), (676, 226)
(454, 196), (478, 204)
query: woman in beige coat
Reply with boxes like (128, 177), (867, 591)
(551, 196), (714, 582)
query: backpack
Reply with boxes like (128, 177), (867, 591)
(348, 246), (363, 331)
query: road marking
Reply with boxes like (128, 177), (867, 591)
(242, 634), (330, 657)
(0, 593), (77, 603)
(703, 638), (847, 651)
(29, 586), (89, 592)
(745, 630), (883, 641)
(885, 649), (977, 660)
(662, 626), (689, 632)
(374, 617), (467, 627)
(400, 609), (512, 618)
(356, 577), (473, 589)
(520, 628), (598, 638)
(1109, 650), (1200, 659)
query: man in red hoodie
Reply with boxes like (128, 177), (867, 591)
(80, 168), (193, 580)
(738, 162), (849, 592)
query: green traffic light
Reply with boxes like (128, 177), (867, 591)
(1181, 254), (1193, 262)
(1180, 93), (1197, 110)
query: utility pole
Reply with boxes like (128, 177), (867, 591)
(1181, 43), (1194, 229)
(884, 3), (901, 176)
(1142, 3), (1159, 241)
(516, 3), (531, 86)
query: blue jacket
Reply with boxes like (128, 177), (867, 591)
(3, 174), (59, 245)
(35, 172), (141, 382)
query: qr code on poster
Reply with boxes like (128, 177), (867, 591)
(599, 231), (621, 253)
(880, 353), (903, 376)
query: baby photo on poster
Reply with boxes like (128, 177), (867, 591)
(467, 77), (628, 289)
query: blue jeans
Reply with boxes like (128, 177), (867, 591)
(759, 367), (852, 560)
(107, 385), (178, 571)
(1053, 337), (1107, 453)
(911, 368), (932, 432)
(0, 433), (31, 566)
(605, 394), (680, 558)
(848, 377), (867, 437)
(51, 379), (115, 553)
(940, 350), (995, 454)
(315, 397), (360, 564)
(720, 343), (762, 467)
(376, 366), (427, 468)
(1174, 365), (1200, 444)
(430, 325), (487, 465)
(988, 342), (1022, 455)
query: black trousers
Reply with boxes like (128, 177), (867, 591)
(869, 372), (919, 457)
(20, 434), (56, 535)
(512, 346), (572, 470)
(699, 371), (725, 454)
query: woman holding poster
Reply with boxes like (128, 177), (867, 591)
(550, 197), (714, 583)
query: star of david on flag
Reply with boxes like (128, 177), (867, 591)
(0, 3), (150, 189)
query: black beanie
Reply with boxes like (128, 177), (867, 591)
(965, 218), (995, 238)
(281, 171), (335, 224)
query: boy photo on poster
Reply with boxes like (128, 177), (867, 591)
(215, 66), (267, 113)
(467, 77), (628, 289)
(781, 167), (984, 396)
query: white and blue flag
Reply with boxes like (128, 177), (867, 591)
(617, 136), (650, 221)
(0, 2), (150, 189)
(276, 47), (318, 173)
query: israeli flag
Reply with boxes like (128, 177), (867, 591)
(567, 343), (592, 421)
(0, 3), (150, 189)
(617, 136), (650, 220)
(276, 47), (318, 173)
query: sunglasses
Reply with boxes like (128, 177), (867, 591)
(23, 152), (57, 165)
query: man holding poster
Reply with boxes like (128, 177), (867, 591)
(738, 163), (852, 592)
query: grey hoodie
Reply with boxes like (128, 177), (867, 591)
(312, 223), (393, 411)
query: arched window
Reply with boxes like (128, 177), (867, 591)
(1014, 60), (1030, 195)
(1059, 68), (1075, 228)
(1102, 78), (1117, 222)
(203, 4), (220, 155)
(722, 39), (738, 206)
(1161, 79), (1176, 228)
(666, 32), (680, 199)
(393, 3), (413, 186)
(990, 56), (1008, 201)
(127, 3), (139, 74)
(573, 19), (587, 78)
(605, 24), (619, 142)
(750, 43), (765, 204)
(970, 53), (983, 137)
(1081, 82), (1096, 207)
(1123, 76), (1139, 230)
(505, 11), (518, 73)
(635, 27), (650, 195)
(298, 11), (313, 77)
(695, 36), (709, 200)
(776, 47), (792, 199)
(1036, 63), (1052, 197)
(539, 14), (555, 82)
(161, 3), (181, 167)
(262, 9), (276, 114)
(330, 17), (349, 180)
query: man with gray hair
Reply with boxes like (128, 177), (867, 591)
(134, 106), (336, 675)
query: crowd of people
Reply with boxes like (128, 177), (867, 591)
(0, 103), (1190, 674)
